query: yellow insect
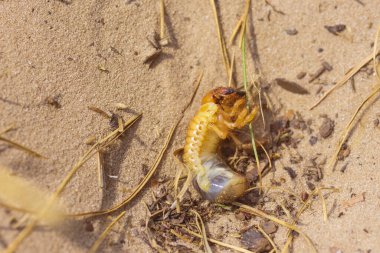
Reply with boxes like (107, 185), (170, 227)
(183, 87), (258, 202)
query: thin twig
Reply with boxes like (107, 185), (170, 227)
(191, 210), (212, 253)
(318, 191), (328, 222)
(228, 50), (236, 87)
(0, 136), (46, 159)
(327, 85), (380, 171)
(209, 0), (231, 78)
(159, 0), (165, 40)
(257, 225), (279, 253)
(97, 151), (105, 189)
(310, 52), (379, 110)
(0, 124), (15, 135)
(373, 26), (380, 80)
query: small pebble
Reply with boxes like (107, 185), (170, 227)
(235, 211), (248, 221)
(85, 221), (94, 232)
(241, 228), (271, 252)
(325, 24), (346, 35)
(284, 166), (297, 179)
(301, 192), (309, 201)
(45, 95), (62, 108)
(296, 71), (306, 79)
(319, 117), (335, 138)
(340, 163), (348, 173)
(309, 136), (318, 145)
(285, 28), (298, 36)
(338, 144), (351, 160)
(261, 221), (278, 234)
(109, 113), (121, 129)
(374, 118), (379, 127)
(306, 181), (316, 191)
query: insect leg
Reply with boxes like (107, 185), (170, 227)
(208, 124), (228, 139)
(234, 106), (258, 128)
(230, 98), (245, 116)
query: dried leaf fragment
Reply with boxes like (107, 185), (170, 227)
(273, 78), (310, 94)
(241, 228), (271, 252)
(319, 117), (335, 138)
(340, 193), (365, 210)
(88, 106), (112, 119)
(324, 24), (346, 35)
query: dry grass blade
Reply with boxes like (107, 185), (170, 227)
(173, 227), (254, 253)
(0, 136), (46, 159)
(238, 0), (251, 48)
(172, 148), (185, 212)
(209, 0), (231, 78)
(170, 229), (193, 244)
(228, 50), (236, 87)
(318, 191), (328, 222)
(327, 85), (380, 171)
(4, 114), (141, 253)
(97, 151), (104, 189)
(230, 0), (250, 48)
(374, 26), (380, 80)
(191, 210), (212, 253)
(0, 165), (63, 225)
(233, 202), (317, 253)
(278, 205), (296, 253)
(145, 213), (167, 253)
(159, 0), (166, 40)
(251, 74), (266, 127)
(257, 225), (279, 253)
(0, 124), (15, 135)
(70, 119), (176, 217)
(234, 202), (299, 232)
(182, 71), (203, 114)
(229, 19), (242, 45)
(296, 187), (339, 221)
(88, 211), (126, 253)
(278, 202), (293, 222)
(117, 117), (124, 132)
(258, 142), (272, 168)
(88, 106), (112, 119)
(310, 52), (379, 110)
(170, 156), (192, 210)
(281, 235), (293, 253)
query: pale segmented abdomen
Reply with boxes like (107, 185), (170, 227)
(183, 102), (219, 176)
